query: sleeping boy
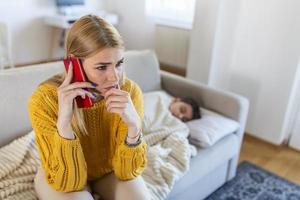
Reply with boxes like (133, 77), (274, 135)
(169, 97), (201, 122)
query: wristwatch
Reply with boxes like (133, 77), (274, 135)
(125, 133), (143, 147)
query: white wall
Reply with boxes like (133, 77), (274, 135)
(188, 0), (300, 145)
(106, 0), (191, 69)
(186, 0), (221, 84)
(287, 59), (300, 150)
(226, 0), (300, 145)
(155, 25), (190, 68)
(208, 0), (241, 88)
(0, 0), (104, 65)
(106, 0), (156, 51)
(289, 105), (300, 151)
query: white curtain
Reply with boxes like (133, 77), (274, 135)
(288, 58), (300, 151)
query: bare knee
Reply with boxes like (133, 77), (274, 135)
(92, 174), (151, 200)
(117, 176), (151, 200)
(64, 190), (94, 200)
(34, 168), (93, 200)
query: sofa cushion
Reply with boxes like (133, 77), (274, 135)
(0, 62), (63, 147)
(124, 50), (161, 92)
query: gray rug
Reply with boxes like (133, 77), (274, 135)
(205, 161), (300, 200)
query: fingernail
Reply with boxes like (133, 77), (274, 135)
(92, 93), (97, 97)
(91, 82), (98, 87)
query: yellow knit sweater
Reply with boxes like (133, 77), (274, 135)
(28, 77), (147, 192)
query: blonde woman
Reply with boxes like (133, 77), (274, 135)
(28, 15), (150, 200)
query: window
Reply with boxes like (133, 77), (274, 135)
(145, 0), (196, 29)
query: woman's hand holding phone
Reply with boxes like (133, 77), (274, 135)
(56, 62), (96, 139)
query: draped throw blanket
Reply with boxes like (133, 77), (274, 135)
(0, 131), (39, 200)
(141, 91), (197, 200)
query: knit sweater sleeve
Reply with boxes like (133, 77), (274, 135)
(28, 84), (87, 192)
(112, 82), (147, 180)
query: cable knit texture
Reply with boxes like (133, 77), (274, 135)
(28, 77), (147, 192)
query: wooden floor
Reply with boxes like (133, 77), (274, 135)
(239, 134), (300, 185)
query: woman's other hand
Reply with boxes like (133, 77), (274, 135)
(104, 88), (141, 131)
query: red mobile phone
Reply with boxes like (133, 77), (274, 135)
(63, 56), (94, 108)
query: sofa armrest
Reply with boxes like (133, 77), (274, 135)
(160, 70), (249, 142)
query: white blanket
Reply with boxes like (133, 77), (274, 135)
(0, 91), (196, 200)
(141, 91), (197, 200)
(0, 131), (39, 200)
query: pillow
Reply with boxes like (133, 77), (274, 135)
(186, 108), (240, 148)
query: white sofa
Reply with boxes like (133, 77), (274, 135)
(0, 50), (249, 200)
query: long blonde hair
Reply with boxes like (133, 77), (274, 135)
(43, 15), (124, 136)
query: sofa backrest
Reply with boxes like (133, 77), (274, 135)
(0, 50), (160, 147)
(124, 50), (161, 92)
(0, 63), (63, 147)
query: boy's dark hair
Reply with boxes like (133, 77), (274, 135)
(181, 97), (201, 120)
